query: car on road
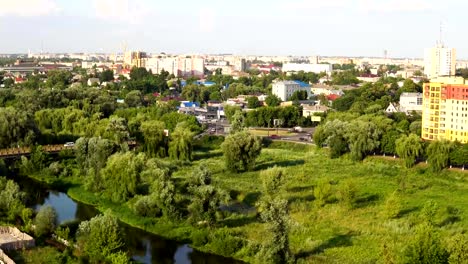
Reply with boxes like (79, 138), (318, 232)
(64, 142), (75, 147)
(269, 134), (280, 139)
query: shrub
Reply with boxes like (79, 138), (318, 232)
(383, 191), (402, 219)
(191, 229), (209, 247)
(314, 180), (332, 207)
(446, 233), (468, 264)
(336, 180), (358, 209)
(34, 205), (58, 237)
(208, 229), (245, 257)
(402, 223), (449, 264)
(133, 196), (162, 217)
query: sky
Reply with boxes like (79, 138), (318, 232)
(0, 0), (467, 58)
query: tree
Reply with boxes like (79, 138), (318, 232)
(426, 140), (453, 172)
(125, 90), (143, 107)
(0, 107), (37, 148)
(0, 177), (26, 221)
(100, 152), (146, 202)
(34, 205), (58, 237)
(449, 143), (468, 168)
(221, 131), (262, 172)
(181, 84), (201, 102)
(140, 120), (167, 157)
(289, 90), (308, 101)
(187, 166), (228, 225)
(129, 67), (151, 81)
(169, 122), (195, 161)
(100, 69), (114, 82)
(402, 223), (449, 264)
(247, 96), (261, 109)
(345, 120), (382, 161)
(257, 198), (292, 264)
(77, 213), (126, 263)
(146, 163), (178, 219)
(380, 129), (400, 155)
(265, 94), (281, 107)
(105, 117), (130, 145)
(230, 111), (246, 134)
(260, 166), (285, 197)
(396, 134), (423, 168)
(46, 70), (72, 88)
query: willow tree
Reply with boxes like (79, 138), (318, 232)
(345, 120), (382, 161)
(395, 134), (423, 168)
(221, 131), (262, 172)
(140, 120), (167, 157)
(426, 140), (453, 172)
(100, 152), (146, 203)
(169, 122), (195, 161)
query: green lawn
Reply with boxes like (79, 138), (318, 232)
(34, 141), (468, 263)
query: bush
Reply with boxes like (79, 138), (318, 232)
(336, 180), (358, 209)
(191, 229), (209, 247)
(446, 233), (468, 264)
(383, 191), (402, 219)
(402, 223), (449, 264)
(34, 205), (58, 237)
(133, 196), (162, 217)
(208, 229), (245, 257)
(314, 180), (332, 207)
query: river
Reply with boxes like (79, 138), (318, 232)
(15, 176), (243, 264)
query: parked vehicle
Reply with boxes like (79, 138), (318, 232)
(64, 142), (75, 147)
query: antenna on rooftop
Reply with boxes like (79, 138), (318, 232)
(439, 21), (444, 47)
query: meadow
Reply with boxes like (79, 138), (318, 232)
(32, 140), (468, 263)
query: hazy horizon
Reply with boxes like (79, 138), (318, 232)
(0, 0), (466, 58)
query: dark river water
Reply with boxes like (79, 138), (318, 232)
(15, 176), (243, 264)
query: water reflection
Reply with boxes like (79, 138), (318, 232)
(18, 177), (242, 264)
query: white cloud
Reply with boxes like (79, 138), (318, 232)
(0, 0), (59, 17)
(199, 8), (215, 33)
(360, 0), (433, 13)
(281, 0), (349, 10)
(93, 0), (150, 24)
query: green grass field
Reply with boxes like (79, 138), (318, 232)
(248, 128), (295, 136)
(186, 142), (468, 263)
(36, 141), (468, 263)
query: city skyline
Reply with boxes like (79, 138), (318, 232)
(0, 0), (467, 58)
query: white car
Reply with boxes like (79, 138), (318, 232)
(64, 142), (75, 147)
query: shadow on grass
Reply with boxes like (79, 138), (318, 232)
(288, 194), (315, 203)
(255, 159), (305, 171)
(287, 185), (314, 193)
(219, 215), (257, 228)
(243, 192), (262, 206)
(296, 232), (355, 258)
(354, 194), (380, 208)
(398, 206), (420, 217)
(192, 151), (223, 160)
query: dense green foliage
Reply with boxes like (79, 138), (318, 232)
(221, 131), (262, 172)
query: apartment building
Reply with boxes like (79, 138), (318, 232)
(272, 81), (311, 101)
(145, 56), (204, 78)
(422, 76), (468, 143)
(424, 45), (456, 78)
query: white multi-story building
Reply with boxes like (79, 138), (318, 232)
(145, 56), (204, 78)
(399, 92), (423, 113)
(424, 45), (456, 78)
(272, 81), (311, 101)
(282, 63), (332, 74)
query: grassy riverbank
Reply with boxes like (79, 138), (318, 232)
(26, 141), (468, 263)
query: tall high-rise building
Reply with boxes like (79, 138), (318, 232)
(124, 51), (147, 68)
(424, 45), (456, 78)
(421, 76), (468, 143)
